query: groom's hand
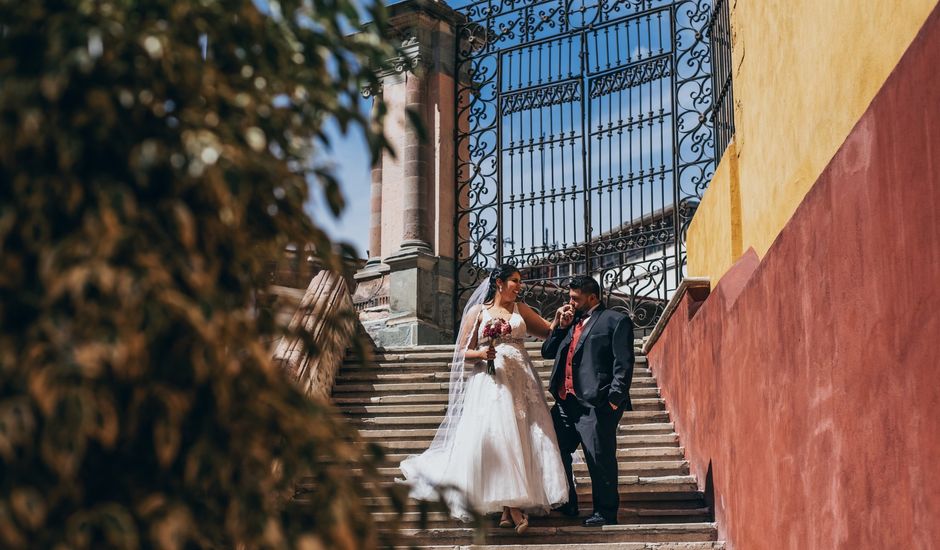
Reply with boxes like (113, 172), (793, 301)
(555, 305), (574, 329)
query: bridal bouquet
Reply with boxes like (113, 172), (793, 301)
(481, 318), (512, 375)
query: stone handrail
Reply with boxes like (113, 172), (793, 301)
(641, 277), (711, 355)
(272, 269), (356, 400)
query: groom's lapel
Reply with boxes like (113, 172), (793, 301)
(559, 328), (575, 355)
(558, 323), (577, 357)
(573, 306), (604, 356)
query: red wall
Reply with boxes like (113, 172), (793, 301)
(648, 6), (940, 549)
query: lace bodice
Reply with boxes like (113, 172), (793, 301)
(474, 303), (546, 423)
(478, 303), (527, 344)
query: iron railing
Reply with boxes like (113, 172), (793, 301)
(708, 0), (734, 158)
(452, 0), (716, 335)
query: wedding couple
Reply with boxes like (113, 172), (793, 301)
(399, 264), (635, 532)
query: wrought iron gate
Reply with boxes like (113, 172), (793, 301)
(454, 0), (715, 334)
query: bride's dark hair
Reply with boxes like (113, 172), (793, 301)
(483, 263), (520, 304)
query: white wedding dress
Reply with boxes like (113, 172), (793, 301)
(399, 304), (569, 521)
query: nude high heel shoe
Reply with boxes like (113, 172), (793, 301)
(499, 508), (512, 528)
(514, 511), (529, 534)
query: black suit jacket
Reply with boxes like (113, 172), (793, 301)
(541, 305), (635, 410)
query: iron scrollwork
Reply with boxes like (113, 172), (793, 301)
(454, 0), (717, 335)
(589, 55), (673, 98)
(500, 79), (583, 115)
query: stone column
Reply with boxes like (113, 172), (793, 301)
(400, 70), (430, 251)
(366, 94), (384, 268)
(352, 0), (464, 347)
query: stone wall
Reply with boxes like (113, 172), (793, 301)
(647, 8), (940, 547)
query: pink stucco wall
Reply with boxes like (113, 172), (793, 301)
(648, 6), (940, 549)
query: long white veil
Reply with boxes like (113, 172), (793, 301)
(426, 276), (490, 455)
(398, 276), (492, 518)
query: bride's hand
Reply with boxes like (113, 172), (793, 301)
(469, 347), (496, 361)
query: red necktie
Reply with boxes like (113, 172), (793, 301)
(558, 317), (586, 400)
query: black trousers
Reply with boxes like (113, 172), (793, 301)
(551, 396), (624, 519)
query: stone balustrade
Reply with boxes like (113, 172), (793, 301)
(272, 269), (356, 400)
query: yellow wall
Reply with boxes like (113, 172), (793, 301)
(687, 139), (740, 279)
(688, 0), (937, 283)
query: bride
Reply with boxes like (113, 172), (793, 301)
(399, 264), (569, 533)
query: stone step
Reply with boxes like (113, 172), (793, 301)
(342, 475), (699, 496)
(568, 474), (699, 493)
(375, 433), (680, 453)
(371, 504), (711, 528)
(336, 385), (661, 405)
(370, 460), (688, 479)
(356, 422), (676, 441)
(353, 347), (646, 364)
(332, 340), (718, 546)
(333, 373), (655, 394)
(387, 522), (718, 546)
(333, 385), (658, 398)
(377, 446), (686, 464)
(352, 409), (669, 428)
(333, 376), (656, 394)
(341, 356), (649, 371)
(332, 378), (659, 403)
(336, 366), (653, 382)
(357, 491), (705, 511)
(339, 399), (665, 417)
(339, 364), (650, 378)
(356, 423), (675, 439)
(617, 423), (676, 435)
(370, 341), (647, 354)
(416, 542), (724, 550)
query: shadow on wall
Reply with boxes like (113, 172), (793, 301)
(704, 460), (715, 523)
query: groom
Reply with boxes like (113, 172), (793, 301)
(542, 275), (635, 527)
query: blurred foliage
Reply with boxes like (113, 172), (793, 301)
(0, 0), (410, 548)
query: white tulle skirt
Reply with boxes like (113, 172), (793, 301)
(399, 343), (569, 521)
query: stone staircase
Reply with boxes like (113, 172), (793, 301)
(331, 342), (723, 549)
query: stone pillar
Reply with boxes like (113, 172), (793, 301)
(366, 95), (384, 268)
(352, 0), (464, 347)
(400, 70), (430, 251)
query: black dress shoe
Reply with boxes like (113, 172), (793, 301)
(582, 512), (617, 527)
(556, 503), (579, 517)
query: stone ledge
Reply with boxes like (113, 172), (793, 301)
(421, 542), (724, 550)
(641, 278), (711, 355)
(384, 246), (439, 271)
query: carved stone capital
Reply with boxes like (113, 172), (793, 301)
(361, 82), (383, 98)
(376, 27), (428, 82)
(371, 0), (464, 85)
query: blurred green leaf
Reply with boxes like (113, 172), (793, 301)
(0, 0), (407, 547)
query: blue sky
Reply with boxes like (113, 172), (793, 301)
(250, 0), (375, 258)
(310, 117), (373, 258)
